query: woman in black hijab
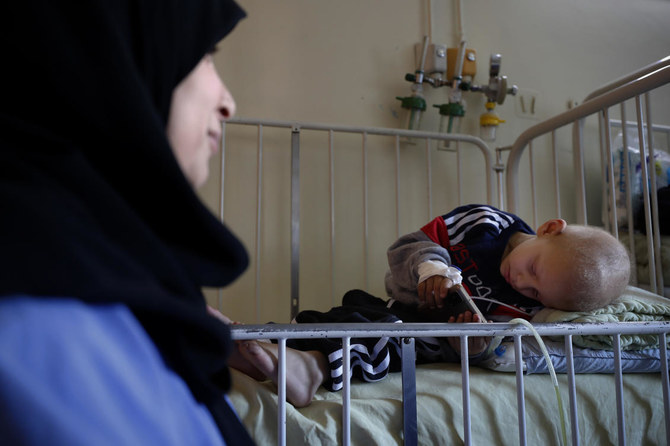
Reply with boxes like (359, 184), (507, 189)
(0, 1), (254, 444)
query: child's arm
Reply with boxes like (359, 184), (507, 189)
(386, 230), (454, 304)
(415, 261), (466, 309)
(417, 274), (456, 309)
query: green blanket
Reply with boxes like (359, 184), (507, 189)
(532, 286), (670, 350)
(229, 364), (666, 445)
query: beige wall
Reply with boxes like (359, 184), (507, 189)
(204, 0), (670, 322)
(217, 0), (669, 135)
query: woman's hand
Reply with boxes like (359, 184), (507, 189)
(207, 306), (235, 324)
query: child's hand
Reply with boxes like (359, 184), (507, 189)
(417, 275), (455, 309)
(447, 311), (492, 356)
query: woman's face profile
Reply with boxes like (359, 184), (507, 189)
(166, 53), (236, 188)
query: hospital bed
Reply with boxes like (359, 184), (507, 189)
(213, 56), (670, 445)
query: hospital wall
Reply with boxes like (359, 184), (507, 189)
(203, 0), (670, 322)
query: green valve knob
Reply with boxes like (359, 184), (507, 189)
(433, 103), (465, 117)
(396, 95), (426, 111)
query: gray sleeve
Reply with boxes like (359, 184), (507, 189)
(384, 230), (453, 305)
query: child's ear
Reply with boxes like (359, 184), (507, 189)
(537, 218), (567, 236)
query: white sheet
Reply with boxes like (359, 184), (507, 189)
(228, 363), (666, 445)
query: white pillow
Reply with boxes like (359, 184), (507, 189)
(480, 338), (666, 374)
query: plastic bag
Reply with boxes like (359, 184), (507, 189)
(605, 132), (670, 227)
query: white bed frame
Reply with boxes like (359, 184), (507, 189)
(505, 55), (670, 297)
(217, 56), (670, 445)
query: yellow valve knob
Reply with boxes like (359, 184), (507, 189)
(480, 101), (505, 126)
(480, 112), (505, 127)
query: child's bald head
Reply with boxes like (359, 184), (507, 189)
(550, 225), (630, 311)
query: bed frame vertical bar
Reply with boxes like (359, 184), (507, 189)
(597, 113), (608, 230)
(514, 335), (527, 446)
(550, 131), (561, 219)
(644, 93), (664, 292)
(603, 108), (619, 239)
(528, 141), (537, 228)
(277, 338), (287, 446)
(572, 119), (588, 225)
(291, 126), (301, 319)
(362, 132), (369, 291)
(460, 336), (473, 446)
(219, 122), (227, 220)
(329, 129), (336, 307)
(395, 135), (401, 238)
(218, 123), (227, 310)
(255, 125), (264, 322)
(342, 336), (352, 446)
(495, 148), (505, 209)
(401, 337), (418, 446)
(634, 96), (658, 294)
(425, 138), (433, 220)
(457, 142), (463, 205)
(660, 333), (670, 445)
(564, 335), (580, 445)
(613, 334), (626, 446)
(619, 105), (639, 285)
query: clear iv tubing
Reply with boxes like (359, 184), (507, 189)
(509, 318), (568, 446)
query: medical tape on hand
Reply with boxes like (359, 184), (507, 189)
(417, 260), (463, 285)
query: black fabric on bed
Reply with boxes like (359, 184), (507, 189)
(655, 185), (670, 235)
(0, 1), (252, 442)
(635, 185), (670, 235)
(289, 289), (488, 391)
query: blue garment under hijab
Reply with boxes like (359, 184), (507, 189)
(0, 0), (253, 443)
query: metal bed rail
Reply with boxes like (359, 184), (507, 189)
(231, 321), (670, 446)
(218, 60), (670, 446)
(505, 59), (670, 216)
(609, 120), (670, 152)
(220, 119), (495, 320)
(504, 57), (670, 296)
(604, 119), (670, 294)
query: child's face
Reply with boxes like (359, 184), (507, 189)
(167, 53), (236, 188)
(499, 236), (572, 310)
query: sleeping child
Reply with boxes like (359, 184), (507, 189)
(219, 204), (631, 407)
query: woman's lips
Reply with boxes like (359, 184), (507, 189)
(208, 131), (221, 154)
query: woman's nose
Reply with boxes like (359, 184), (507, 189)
(218, 81), (236, 121)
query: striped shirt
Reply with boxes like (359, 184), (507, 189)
(421, 204), (540, 319)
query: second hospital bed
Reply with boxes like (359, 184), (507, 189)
(211, 56), (670, 445)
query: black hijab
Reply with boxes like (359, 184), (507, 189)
(1, 0), (253, 442)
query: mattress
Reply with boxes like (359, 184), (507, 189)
(228, 363), (666, 445)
